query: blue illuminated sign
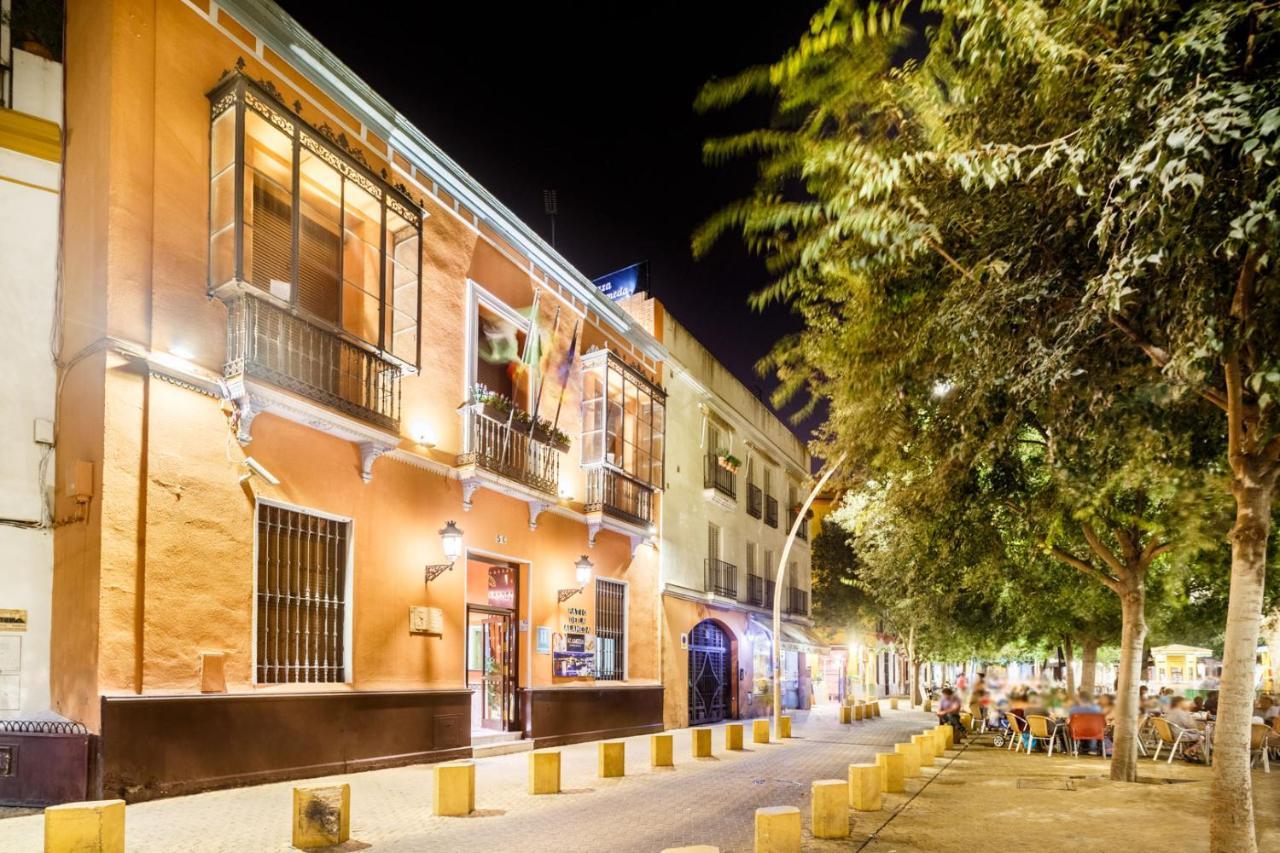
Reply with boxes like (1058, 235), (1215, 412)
(592, 261), (649, 302)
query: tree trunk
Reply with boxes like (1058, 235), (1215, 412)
(1111, 587), (1147, 782)
(1064, 636), (1076, 696)
(1210, 478), (1273, 853)
(1080, 638), (1100, 695)
(906, 626), (918, 706)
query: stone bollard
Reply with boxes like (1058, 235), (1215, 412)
(912, 733), (937, 765)
(839, 705), (852, 725)
(599, 740), (626, 778)
(693, 727), (713, 758)
(529, 749), (561, 794)
(754, 805), (801, 853)
(847, 764), (882, 811)
(43, 800), (125, 853)
(876, 752), (906, 793)
(890, 697), (900, 710)
(895, 742), (921, 778)
(292, 784), (350, 849)
(433, 761), (476, 816)
(811, 779), (850, 839)
(778, 716), (792, 739)
(853, 703), (865, 721)
(929, 728), (947, 756)
(872, 701), (881, 718)
(938, 723), (955, 749)
(753, 718), (770, 744)
(725, 722), (744, 751)
(651, 733), (675, 768)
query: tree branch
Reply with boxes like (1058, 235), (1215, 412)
(1108, 313), (1229, 412)
(1048, 544), (1122, 594)
(1081, 522), (1130, 579)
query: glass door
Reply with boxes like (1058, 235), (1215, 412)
(468, 607), (516, 731)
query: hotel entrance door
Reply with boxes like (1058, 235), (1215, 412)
(467, 607), (516, 731)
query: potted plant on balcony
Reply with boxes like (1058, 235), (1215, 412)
(464, 385), (571, 453)
(717, 451), (741, 474)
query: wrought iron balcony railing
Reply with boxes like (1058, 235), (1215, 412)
(225, 294), (401, 431)
(785, 586), (809, 616)
(764, 495), (779, 528)
(787, 507), (810, 541)
(586, 467), (654, 527)
(705, 558), (738, 599)
(704, 454), (737, 501)
(460, 407), (560, 496)
(747, 484), (763, 518)
(747, 573), (764, 606)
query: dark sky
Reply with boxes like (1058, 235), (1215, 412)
(277, 1), (823, 443)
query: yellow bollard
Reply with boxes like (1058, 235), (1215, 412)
(810, 779), (849, 839)
(853, 703), (865, 721)
(923, 699), (933, 713)
(754, 805), (801, 853)
(651, 733), (675, 768)
(928, 727), (947, 756)
(895, 741), (921, 778)
(938, 723), (955, 748)
(433, 760), (476, 816)
(872, 701), (881, 718)
(753, 718), (770, 744)
(876, 752), (906, 793)
(778, 716), (792, 739)
(847, 763), (882, 811)
(693, 727), (713, 758)
(912, 733), (936, 765)
(839, 705), (852, 724)
(890, 697), (900, 710)
(725, 722), (744, 751)
(529, 749), (561, 794)
(599, 740), (626, 778)
(43, 800), (125, 853)
(292, 784), (350, 849)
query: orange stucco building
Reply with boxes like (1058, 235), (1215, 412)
(51, 0), (670, 800)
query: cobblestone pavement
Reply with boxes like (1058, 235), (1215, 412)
(0, 703), (946, 852)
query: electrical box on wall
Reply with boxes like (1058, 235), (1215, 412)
(410, 606), (443, 635)
(32, 418), (54, 446)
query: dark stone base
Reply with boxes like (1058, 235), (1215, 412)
(99, 689), (471, 802)
(520, 685), (664, 748)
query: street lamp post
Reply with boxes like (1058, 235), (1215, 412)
(772, 453), (846, 734)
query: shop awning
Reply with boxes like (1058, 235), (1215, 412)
(748, 615), (828, 656)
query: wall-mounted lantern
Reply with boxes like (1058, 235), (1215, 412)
(557, 554), (593, 603)
(425, 520), (464, 583)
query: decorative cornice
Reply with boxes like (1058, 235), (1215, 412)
(0, 108), (61, 162)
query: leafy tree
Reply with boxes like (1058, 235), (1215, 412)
(697, 3), (1279, 847)
(809, 517), (873, 628)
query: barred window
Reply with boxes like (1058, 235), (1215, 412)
(255, 502), (351, 683)
(595, 578), (626, 681)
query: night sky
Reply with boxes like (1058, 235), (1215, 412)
(276, 1), (823, 443)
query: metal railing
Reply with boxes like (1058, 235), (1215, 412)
(764, 495), (779, 528)
(785, 586), (809, 616)
(747, 483), (763, 518)
(704, 454), (737, 501)
(460, 408), (560, 496)
(747, 573), (764, 606)
(586, 468), (653, 526)
(788, 507), (809, 541)
(225, 294), (401, 431)
(705, 558), (738, 599)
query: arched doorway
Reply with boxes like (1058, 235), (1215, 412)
(688, 620), (731, 725)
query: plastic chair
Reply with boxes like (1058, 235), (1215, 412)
(1150, 717), (1196, 763)
(1005, 712), (1026, 753)
(1068, 712), (1110, 758)
(1251, 724), (1273, 773)
(1026, 714), (1064, 757)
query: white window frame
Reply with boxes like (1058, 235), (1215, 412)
(251, 497), (355, 686)
(464, 279), (536, 436)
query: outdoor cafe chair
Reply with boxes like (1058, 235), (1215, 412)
(1005, 712), (1026, 753)
(1026, 714), (1065, 757)
(1068, 712), (1110, 759)
(1150, 716), (1196, 764)
(1249, 724), (1272, 773)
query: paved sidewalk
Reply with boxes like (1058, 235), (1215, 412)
(0, 703), (939, 852)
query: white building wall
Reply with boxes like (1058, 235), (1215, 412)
(0, 49), (62, 718)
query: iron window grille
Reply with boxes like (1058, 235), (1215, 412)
(594, 578), (626, 680)
(786, 586), (809, 616)
(764, 495), (779, 528)
(460, 406), (560, 496)
(747, 573), (765, 607)
(747, 483), (763, 518)
(207, 70), (423, 371)
(255, 502), (350, 684)
(705, 558), (738, 599)
(704, 453), (737, 500)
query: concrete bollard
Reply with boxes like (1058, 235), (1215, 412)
(433, 761), (476, 816)
(928, 727), (947, 756)
(839, 705), (852, 724)
(292, 784), (350, 849)
(43, 800), (125, 853)
(753, 718), (770, 744)
(693, 727), (713, 758)
(725, 722), (744, 750)
(853, 703), (865, 721)
(872, 701), (881, 718)
(810, 779), (850, 839)
(651, 733), (675, 768)
(847, 764), (882, 811)
(754, 805), (801, 853)
(890, 697), (900, 710)
(923, 699), (933, 713)
(599, 740), (626, 778)
(938, 723), (955, 749)
(876, 752), (906, 793)
(912, 734), (937, 765)
(778, 716), (792, 739)
(895, 742), (921, 778)
(529, 749), (561, 794)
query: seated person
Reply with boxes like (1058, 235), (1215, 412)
(1068, 691), (1103, 755)
(1164, 696), (1205, 760)
(937, 687), (965, 742)
(1191, 695), (1206, 714)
